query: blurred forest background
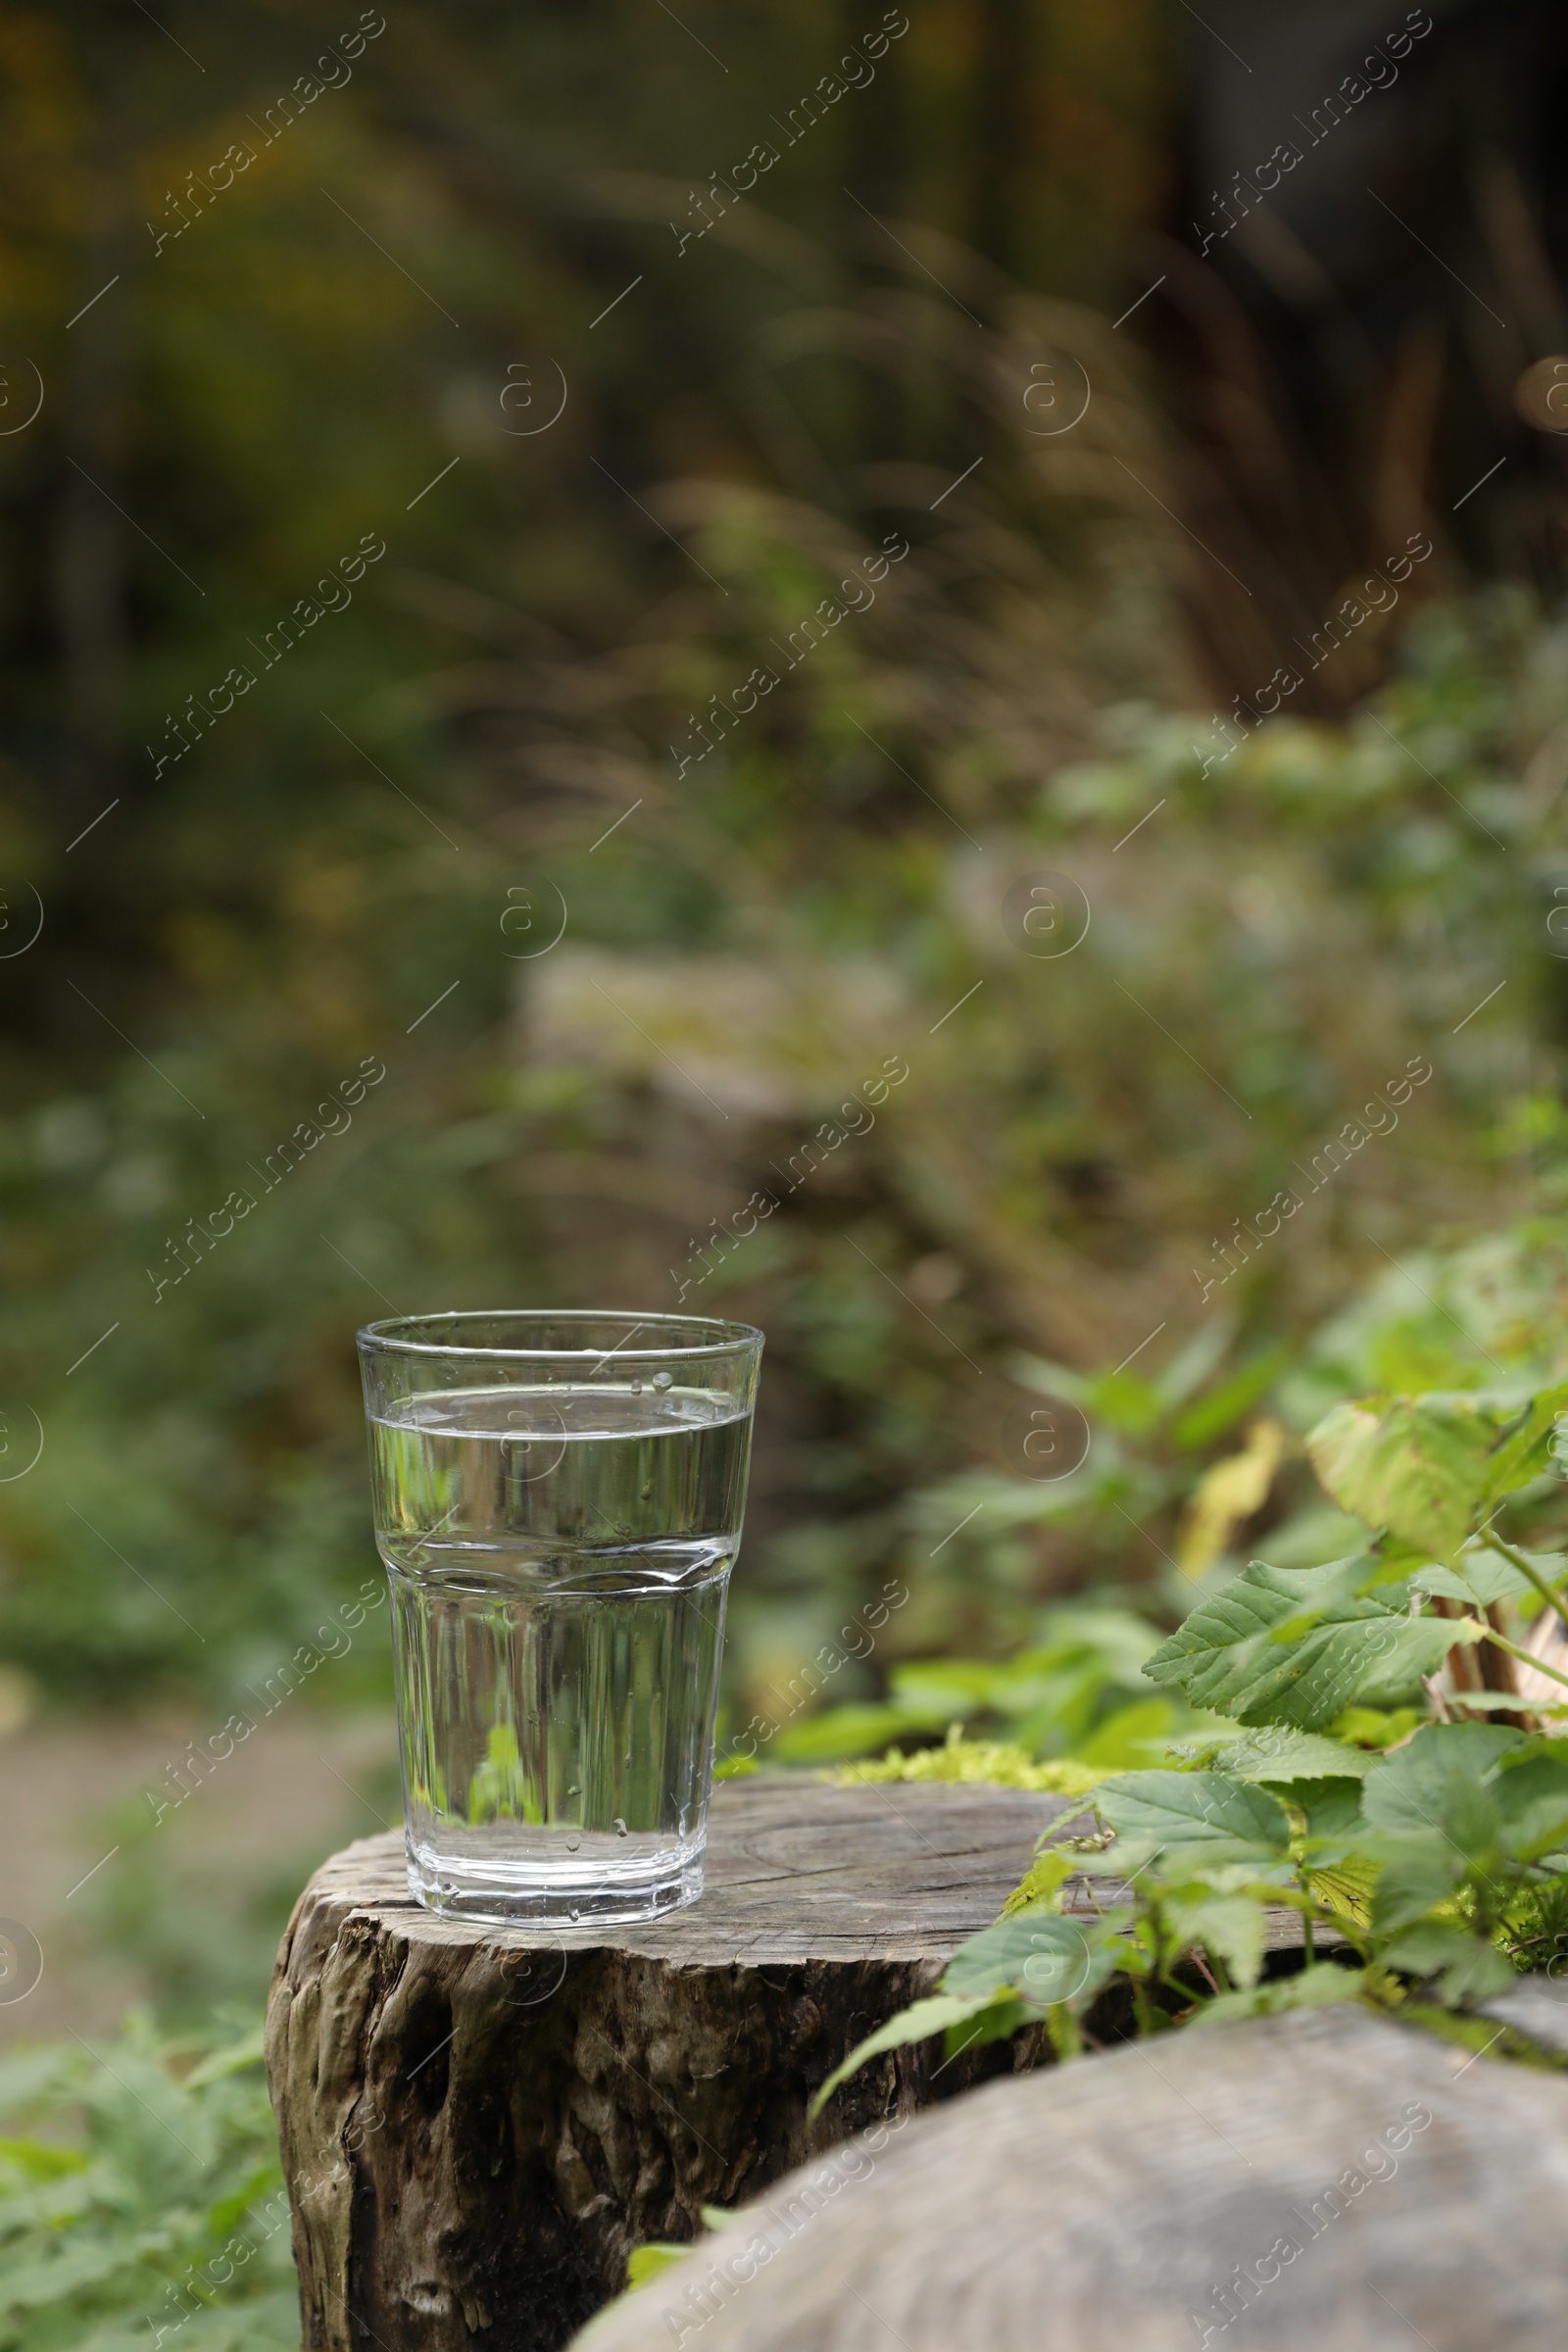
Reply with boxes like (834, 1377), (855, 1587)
(6, 0), (1568, 2058)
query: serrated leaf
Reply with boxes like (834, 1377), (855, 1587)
(1351, 1616), (1489, 1710)
(1144, 1554), (1484, 1730)
(1413, 1549), (1536, 1609)
(1095, 1770), (1290, 1856)
(1306, 1396), (1498, 1558)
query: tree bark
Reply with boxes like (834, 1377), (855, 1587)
(265, 1778), (1087, 2352)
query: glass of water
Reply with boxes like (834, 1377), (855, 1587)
(357, 1310), (763, 1924)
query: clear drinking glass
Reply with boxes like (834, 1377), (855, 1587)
(357, 1310), (763, 1924)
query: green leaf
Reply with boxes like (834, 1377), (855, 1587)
(1306, 1396), (1498, 1558)
(183, 2028), (268, 2089)
(1080, 1367), (1165, 1438)
(1151, 1316), (1240, 1412)
(1291, 1779), (1369, 1838)
(1144, 1554), (1483, 1729)
(1483, 1380), (1568, 1502)
(767, 1702), (945, 1763)
(887, 1660), (1002, 1717)
(1191, 1966), (1366, 2026)
(1206, 1727), (1377, 1783)
(1095, 1770), (1290, 1856)
(1011, 1353), (1093, 1409)
(1071, 1697), (1180, 1769)
(1360, 1723), (1527, 1835)
(1411, 1554), (1533, 1608)
(0, 2136), (90, 2180)
(1368, 1831), (1467, 1934)
(943, 1996), (1038, 2059)
(1377, 1924), (1517, 2005)
(1166, 1892), (1266, 1989)
(1490, 1751), (1568, 1860)
(941, 1914), (1106, 2006)
(999, 1848), (1076, 1917)
(806, 1993), (999, 2121)
(1171, 1342), (1292, 1452)
(626, 2243), (691, 2288)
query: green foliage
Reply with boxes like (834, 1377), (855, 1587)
(811, 1343), (1568, 2117)
(1306, 1398), (1503, 1559)
(1144, 1553), (1486, 1729)
(776, 1604), (1210, 1768)
(1092, 1771), (1290, 1861)
(0, 2020), (296, 2352)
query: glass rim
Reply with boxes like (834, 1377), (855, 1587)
(356, 1308), (763, 1364)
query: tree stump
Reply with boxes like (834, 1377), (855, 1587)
(573, 2001), (1568, 2352)
(265, 1777), (1084, 2352)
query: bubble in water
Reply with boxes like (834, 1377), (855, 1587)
(628, 1378), (643, 1394)
(566, 1836), (580, 1851)
(612, 1816), (628, 1836)
(569, 1906), (580, 1921)
(652, 1371), (672, 1390)
(639, 1483), (653, 1501)
(565, 1785), (580, 1797)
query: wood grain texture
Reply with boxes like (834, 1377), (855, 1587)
(573, 2003), (1568, 2352)
(264, 1780), (1083, 2352)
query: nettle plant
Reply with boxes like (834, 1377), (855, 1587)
(816, 1375), (1568, 2110)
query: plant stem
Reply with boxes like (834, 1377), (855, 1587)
(1466, 1620), (1568, 1693)
(1480, 1535), (1568, 1641)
